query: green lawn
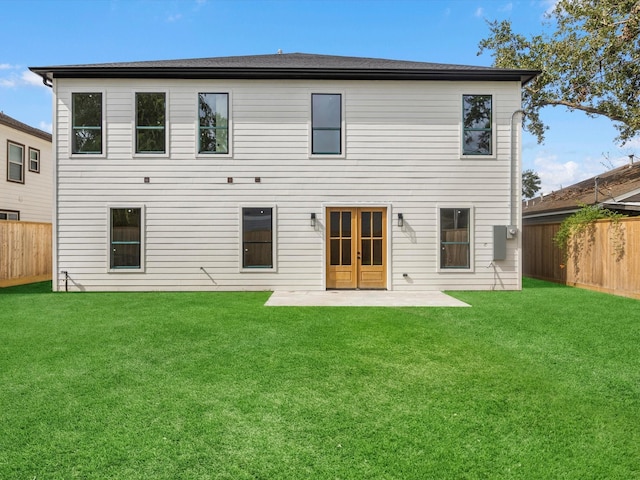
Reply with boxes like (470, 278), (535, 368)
(1, 279), (638, 479)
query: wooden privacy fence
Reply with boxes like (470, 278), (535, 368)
(523, 218), (640, 299)
(0, 221), (52, 288)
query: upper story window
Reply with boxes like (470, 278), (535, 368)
(72, 92), (102, 154)
(311, 93), (342, 155)
(462, 95), (492, 156)
(0, 210), (19, 220)
(198, 93), (229, 154)
(7, 141), (24, 183)
(439, 208), (471, 270)
(135, 92), (166, 154)
(29, 148), (40, 173)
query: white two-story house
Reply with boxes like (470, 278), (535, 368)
(30, 53), (538, 292)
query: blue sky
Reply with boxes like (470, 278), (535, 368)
(1, 0), (637, 194)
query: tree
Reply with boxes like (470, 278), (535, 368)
(522, 169), (542, 199)
(478, 0), (640, 145)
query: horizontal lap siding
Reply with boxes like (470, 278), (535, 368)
(54, 78), (521, 291)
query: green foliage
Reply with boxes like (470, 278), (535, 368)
(553, 203), (626, 253)
(478, 0), (640, 145)
(522, 169), (542, 198)
(1, 280), (639, 478)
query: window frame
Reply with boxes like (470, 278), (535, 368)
(71, 91), (104, 156)
(461, 94), (494, 158)
(0, 209), (20, 220)
(7, 141), (25, 184)
(239, 205), (277, 272)
(197, 92), (231, 156)
(437, 205), (474, 272)
(134, 91), (168, 156)
(107, 205), (145, 273)
(28, 147), (40, 173)
(310, 92), (345, 157)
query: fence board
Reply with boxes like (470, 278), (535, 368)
(523, 218), (640, 299)
(0, 221), (52, 288)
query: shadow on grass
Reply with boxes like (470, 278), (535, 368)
(0, 281), (52, 295)
(522, 277), (568, 289)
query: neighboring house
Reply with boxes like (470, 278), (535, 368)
(0, 112), (52, 222)
(30, 53), (538, 292)
(523, 161), (640, 225)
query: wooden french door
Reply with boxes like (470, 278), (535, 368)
(326, 207), (387, 289)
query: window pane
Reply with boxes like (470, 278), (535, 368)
(341, 211), (351, 237)
(112, 243), (141, 268)
(341, 239), (351, 266)
(242, 208), (273, 268)
(312, 94), (341, 128)
(330, 211), (340, 238)
(441, 244), (470, 269)
(373, 212), (383, 237)
(74, 129), (102, 154)
(361, 239), (371, 265)
(73, 93), (102, 127)
(312, 130), (341, 154)
(9, 144), (23, 162)
(463, 130), (492, 155)
(137, 129), (166, 153)
(330, 239), (340, 265)
(137, 93), (165, 126)
(361, 211), (371, 237)
(373, 239), (383, 265)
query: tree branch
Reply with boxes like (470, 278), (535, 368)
(538, 99), (627, 123)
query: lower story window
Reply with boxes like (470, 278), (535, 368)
(242, 207), (273, 269)
(440, 208), (471, 269)
(110, 207), (142, 269)
(0, 209), (19, 220)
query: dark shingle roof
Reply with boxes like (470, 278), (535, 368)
(0, 112), (52, 142)
(30, 52), (539, 85)
(523, 161), (640, 218)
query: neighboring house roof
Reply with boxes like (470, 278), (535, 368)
(30, 52), (540, 85)
(523, 161), (640, 222)
(0, 112), (52, 143)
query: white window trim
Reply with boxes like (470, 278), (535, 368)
(7, 141), (25, 183)
(107, 204), (146, 273)
(239, 204), (277, 273)
(196, 91), (233, 158)
(132, 90), (169, 158)
(436, 204), (475, 273)
(70, 89), (107, 158)
(309, 91), (346, 159)
(460, 93), (497, 160)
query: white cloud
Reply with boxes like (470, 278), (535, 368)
(475, 7), (484, 17)
(39, 121), (52, 133)
(21, 70), (45, 87)
(167, 13), (183, 22)
(0, 63), (18, 70)
(0, 69), (47, 89)
(0, 78), (16, 87)
(499, 2), (513, 12)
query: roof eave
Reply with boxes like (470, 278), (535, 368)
(30, 67), (539, 85)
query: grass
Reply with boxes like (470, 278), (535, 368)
(1, 279), (639, 479)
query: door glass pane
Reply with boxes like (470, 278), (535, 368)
(373, 212), (383, 237)
(341, 211), (351, 237)
(361, 239), (371, 265)
(373, 239), (383, 265)
(341, 239), (351, 265)
(361, 211), (371, 237)
(330, 211), (340, 238)
(330, 239), (340, 265)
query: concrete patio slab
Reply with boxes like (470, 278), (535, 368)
(265, 290), (470, 307)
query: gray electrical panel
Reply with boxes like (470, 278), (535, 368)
(493, 225), (507, 261)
